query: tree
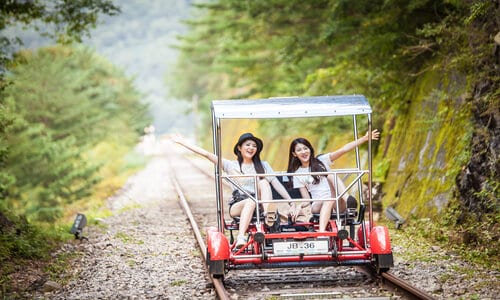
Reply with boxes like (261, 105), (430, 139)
(1, 45), (150, 222)
(0, 0), (121, 221)
(0, 0), (120, 72)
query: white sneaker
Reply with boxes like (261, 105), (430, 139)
(235, 235), (247, 249)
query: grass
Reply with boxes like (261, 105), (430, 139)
(114, 232), (144, 245)
(170, 279), (187, 287)
(382, 215), (499, 271)
(190, 249), (201, 258)
(44, 250), (81, 284)
(0, 219), (70, 296)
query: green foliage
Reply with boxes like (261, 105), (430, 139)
(0, 0), (151, 292)
(0, 211), (62, 263)
(0, 1), (120, 39)
(0, 96), (15, 199)
(0, 210), (72, 296)
(0, 0), (131, 230)
(170, 0), (498, 261)
(391, 200), (499, 270)
(0, 45), (150, 222)
(0, 0), (119, 75)
(0, 45), (150, 290)
(169, 0), (471, 134)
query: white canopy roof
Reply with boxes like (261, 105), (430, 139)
(211, 95), (371, 119)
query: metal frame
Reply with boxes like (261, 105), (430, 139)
(210, 95), (373, 233)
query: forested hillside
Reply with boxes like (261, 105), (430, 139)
(2, 0), (193, 135)
(2, 46), (150, 221)
(0, 0), (151, 280)
(169, 0), (499, 262)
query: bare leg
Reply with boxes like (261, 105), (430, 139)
(311, 202), (330, 232)
(312, 198), (342, 232)
(318, 200), (334, 232)
(258, 179), (275, 213)
(230, 198), (256, 235)
(258, 179), (277, 226)
(327, 174), (347, 212)
(336, 177), (349, 201)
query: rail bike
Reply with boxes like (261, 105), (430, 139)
(205, 95), (393, 279)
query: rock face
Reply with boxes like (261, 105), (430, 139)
(377, 20), (499, 239)
(377, 70), (499, 262)
(381, 69), (484, 219)
(456, 80), (499, 216)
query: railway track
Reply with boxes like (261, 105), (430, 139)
(167, 140), (436, 299)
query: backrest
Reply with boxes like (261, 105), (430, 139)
(271, 175), (302, 199)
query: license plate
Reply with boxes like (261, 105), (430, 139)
(273, 239), (329, 255)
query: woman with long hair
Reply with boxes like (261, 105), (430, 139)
(287, 130), (380, 232)
(172, 132), (292, 248)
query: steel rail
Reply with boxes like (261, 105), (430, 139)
(381, 271), (437, 300)
(357, 265), (437, 300)
(170, 167), (230, 300)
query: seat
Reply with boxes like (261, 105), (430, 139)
(271, 175), (302, 199)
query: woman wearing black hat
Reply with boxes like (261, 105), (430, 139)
(172, 132), (292, 249)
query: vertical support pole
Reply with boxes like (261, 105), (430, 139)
(367, 113), (373, 230)
(254, 175), (260, 220)
(352, 115), (362, 202)
(211, 108), (224, 232)
(353, 115), (365, 247)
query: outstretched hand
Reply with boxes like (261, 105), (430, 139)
(365, 129), (380, 141)
(169, 133), (187, 145)
(168, 133), (215, 163)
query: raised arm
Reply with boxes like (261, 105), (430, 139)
(328, 129), (380, 162)
(171, 134), (218, 164)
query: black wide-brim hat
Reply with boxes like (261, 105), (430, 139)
(233, 133), (263, 155)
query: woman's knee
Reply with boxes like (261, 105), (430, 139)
(258, 179), (271, 190)
(311, 202), (322, 214)
(323, 200), (335, 211)
(258, 179), (272, 199)
(243, 198), (256, 209)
